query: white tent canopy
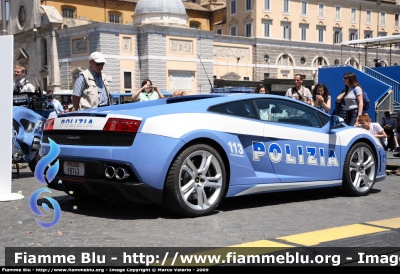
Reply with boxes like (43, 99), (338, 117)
(341, 35), (400, 48)
(340, 35), (400, 66)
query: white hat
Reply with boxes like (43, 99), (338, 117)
(89, 52), (106, 63)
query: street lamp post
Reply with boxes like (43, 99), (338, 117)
(376, 0), (381, 59)
(236, 57), (240, 76)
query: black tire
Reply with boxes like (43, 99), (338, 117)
(28, 152), (40, 173)
(163, 144), (227, 217)
(342, 142), (376, 196)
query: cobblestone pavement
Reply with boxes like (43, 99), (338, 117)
(1, 159), (400, 265)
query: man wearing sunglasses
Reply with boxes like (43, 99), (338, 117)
(72, 51), (110, 110)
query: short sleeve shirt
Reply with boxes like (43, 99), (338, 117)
(344, 86), (362, 111)
(138, 91), (159, 102)
(72, 68), (109, 107)
(285, 86), (313, 102)
(370, 123), (387, 145)
(315, 95), (331, 113)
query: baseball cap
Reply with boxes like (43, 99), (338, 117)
(89, 52), (106, 64)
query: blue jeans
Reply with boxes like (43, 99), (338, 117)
(346, 109), (358, 126)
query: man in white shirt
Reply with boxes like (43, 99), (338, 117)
(285, 74), (313, 105)
(13, 65), (35, 93)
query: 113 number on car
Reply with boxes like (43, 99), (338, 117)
(228, 141), (244, 155)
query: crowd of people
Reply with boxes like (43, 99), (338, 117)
(13, 51), (400, 158)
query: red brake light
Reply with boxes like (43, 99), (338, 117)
(103, 118), (141, 132)
(44, 118), (55, 130)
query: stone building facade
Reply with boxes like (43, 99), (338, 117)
(3, 0), (400, 94)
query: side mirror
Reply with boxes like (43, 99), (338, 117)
(330, 115), (345, 130)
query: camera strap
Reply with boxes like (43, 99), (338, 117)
(291, 87), (303, 98)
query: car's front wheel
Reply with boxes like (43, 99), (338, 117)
(163, 144), (227, 217)
(342, 142), (376, 196)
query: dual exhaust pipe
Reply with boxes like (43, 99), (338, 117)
(105, 166), (130, 180)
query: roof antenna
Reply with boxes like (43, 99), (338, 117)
(198, 55), (214, 93)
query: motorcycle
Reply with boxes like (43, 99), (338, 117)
(12, 76), (55, 175)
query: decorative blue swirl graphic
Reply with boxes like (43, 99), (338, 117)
(29, 188), (62, 229)
(34, 138), (60, 185)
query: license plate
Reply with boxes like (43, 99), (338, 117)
(63, 161), (85, 176)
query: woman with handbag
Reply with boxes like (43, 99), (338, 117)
(336, 72), (363, 126)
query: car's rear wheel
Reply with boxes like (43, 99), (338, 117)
(163, 144), (227, 217)
(342, 142), (376, 196)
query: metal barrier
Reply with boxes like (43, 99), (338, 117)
(364, 67), (400, 114)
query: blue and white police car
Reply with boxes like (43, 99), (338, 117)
(40, 94), (386, 217)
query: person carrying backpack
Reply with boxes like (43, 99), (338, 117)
(336, 72), (364, 126)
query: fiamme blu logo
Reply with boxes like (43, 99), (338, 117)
(29, 139), (62, 228)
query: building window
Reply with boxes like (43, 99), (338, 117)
(264, 0), (270, 10)
(282, 23), (291, 40)
(346, 58), (359, 68)
(278, 54), (293, 66)
(243, 76), (250, 81)
(317, 26), (325, 42)
(245, 23), (252, 37)
(216, 28), (222, 35)
(300, 25), (308, 41)
(349, 30), (358, 40)
(334, 59), (340, 65)
(335, 6), (341, 20)
(62, 8), (75, 18)
(395, 14), (400, 27)
(378, 32), (387, 37)
(109, 14), (120, 23)
(231, 0), (237, 15)
(333, 28), (342, 44)
(230, 26), (237, 36)
(380, 12), (386, 25)
(318, 4), (325, 18)
(283, 0), (290, 13)
(313, 57), (327, 67)
(264, 73), (270, 79)
(245, 0), (252, 11)
(263, 20), (272, 37)
(364, 31), (373, 39)
(42, 39), (48, 66)
(300, 57), (306, 64)
(124, 72), (132, 89)
(190, 22), (200, 29)
(366, 10), (372, 24)
(351, 8), (357, 22)
(301, 1), (307, 16)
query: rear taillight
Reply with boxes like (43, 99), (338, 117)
(44, 118), (55, 130)
(103, 118), (141, 132)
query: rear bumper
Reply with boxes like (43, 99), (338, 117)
(48, 157), (163, 204)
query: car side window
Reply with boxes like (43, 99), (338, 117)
(209, 100), (257, 119)
(255, 98), (323, 128)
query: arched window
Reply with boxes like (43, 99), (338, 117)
(278, 54), (294, 66)
(346, 57), (359, 68)
(312, 56), (328, 67)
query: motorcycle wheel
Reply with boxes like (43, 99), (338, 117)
(28, 152), (39, 173)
